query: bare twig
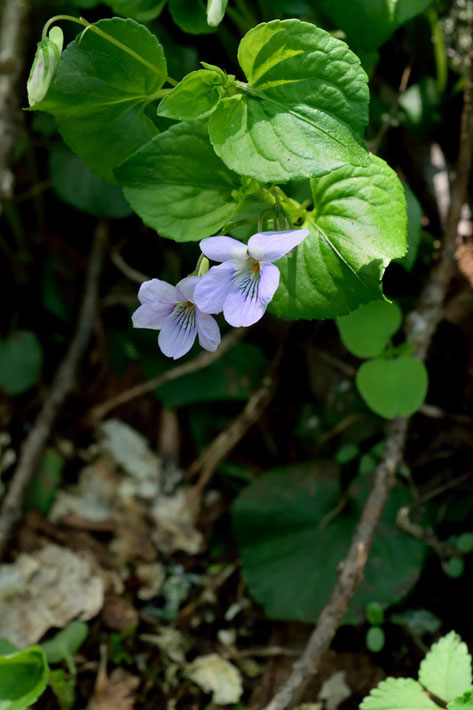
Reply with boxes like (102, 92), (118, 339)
(263, 41), (473, 710)
(184, 346), (283, 508)
(0, 222), (107, 557)
(0, 0), (32, 213)
(397, 471), (473, 557)
(111, 244), (150, 284)
(87, 327), (247, 424)
(370, 63), (412, 154)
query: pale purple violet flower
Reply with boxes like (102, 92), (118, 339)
(193, 229), (310, 327)
(132, 275), (220, 360)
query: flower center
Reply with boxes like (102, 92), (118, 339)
(174, 301), (196, 332)
(252, 261), (260, 274)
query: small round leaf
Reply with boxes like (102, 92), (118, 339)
(457, 533), (473, 554)
(444, 557), (464, 579)
(366, 601), (384, 625)
(356, 356), (428, 419)
(366, 626), (385, 653)
(336, 300), (402, 358)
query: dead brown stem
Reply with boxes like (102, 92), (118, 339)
(87, 327), (247, 424)
(185, 346), (283, 509)
(0, 222), (107, 558)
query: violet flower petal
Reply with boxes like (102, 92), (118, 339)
(247, 229), (309, 263)
(175, 275), (200, 302)
(222, 263), (265, 327)
(258, 263), (281, 305)
(132, 302), (174, 330)
(200, 236), (248, 263)
(158, 304), (197, 359)
(193, 261), (235, 314)
(223, 288), (266, 327)
(138, 278), (178, 305)
(196, 308), (221, 352)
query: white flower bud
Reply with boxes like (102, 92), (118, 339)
(27, 28), (63, 107)
(207, 0), (228, 27)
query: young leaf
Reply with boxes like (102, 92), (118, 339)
(419, 632), (473, 702)
(49, 143), (132, 218)
(316, 0), (435, 51)
(0, 646), (49, 710)
(270, 155), (407, 320)
(157, 69), (225, 121)
(116, 121), (242, 241)
(361, 678), (438, 710)
(41, 621), (88, 664)
(36, 18), (167, 183)
(356, 356), (428, 418)
(336, 300), (403, 358)
(103, 0), (167, 21)
(208, 19), (369, 182)
(0, 331), (42, 396)
(232, 468), (425, 624)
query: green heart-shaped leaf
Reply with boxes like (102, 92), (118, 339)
(157, 69), (225, 121)
(37, 18), (167, 183)
(356, 356), (428, 418)
(209, 19), (370, 182)
(233, 466), (425, 624)
(116, 121), (242, 241)
(270, 155), (407, 319)
(336, 300), (402, 358)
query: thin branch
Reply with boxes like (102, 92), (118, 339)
(397, 471), (473, 558)
(184, 346), (283, 509)
(263, 39), (473, 710)
(87, 327), (247, 425)
(0, 0), (32, 213)
(369, 63), (412, 155)
(0, 222), (108, 558)
(111, 244), (150, 284)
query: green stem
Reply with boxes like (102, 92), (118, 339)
(41, 15), (178, 87)
(427, 8), (448, 94)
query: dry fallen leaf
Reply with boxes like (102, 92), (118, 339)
(186, 653), (243, 705)
(151, 488), (203, 554)
(318, 671), (351, 710)
(86, 668), (139, 710)
(99, 419), (163, 499)
(136, 561), (166, 600)
(0, 543), (104, 647)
